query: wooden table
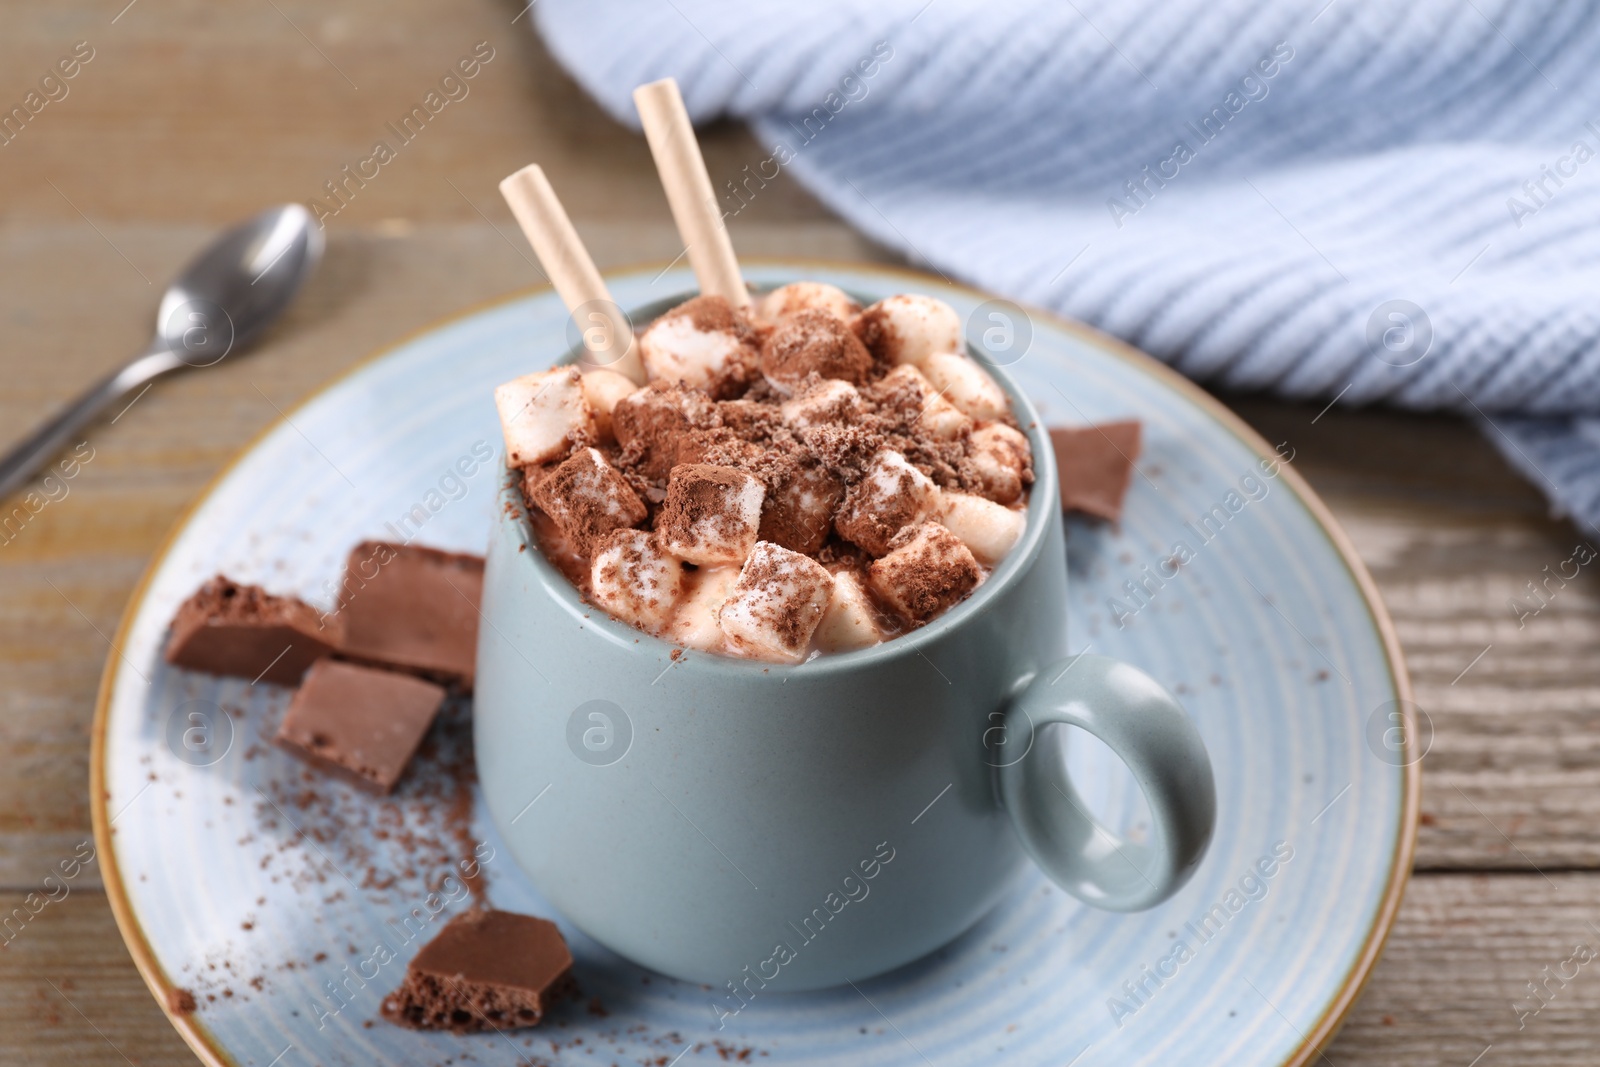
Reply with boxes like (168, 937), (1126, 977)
(2, 2), (1594, 1063)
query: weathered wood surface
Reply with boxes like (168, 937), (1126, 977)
(2, 0), (1599, 1062)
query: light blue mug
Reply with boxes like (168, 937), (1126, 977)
(474, 292), (1216, 993)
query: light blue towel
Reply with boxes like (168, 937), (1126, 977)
(535, 0), (1600, 529)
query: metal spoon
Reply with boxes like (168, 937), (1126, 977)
(0, 203), (323, 500)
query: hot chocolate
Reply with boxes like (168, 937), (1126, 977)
(495, 284), (1034, 663)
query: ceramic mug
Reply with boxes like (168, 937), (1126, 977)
(474, 292), (1216, 994)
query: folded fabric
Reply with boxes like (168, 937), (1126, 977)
(535, 0), (1600, 532)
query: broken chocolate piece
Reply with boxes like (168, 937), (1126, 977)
(163, 576), (337, 686)
(381, 909), (573, 1033)
(275, 659), (445, 794)
(1049, 420), (1141, 522)
(336, 542), (484, 689)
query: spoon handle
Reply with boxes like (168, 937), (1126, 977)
(0, 343), (176, 501)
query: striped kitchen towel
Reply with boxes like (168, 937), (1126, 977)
(534, 0), (1600, 530)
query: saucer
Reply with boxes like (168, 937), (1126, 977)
(91, 260), (1416, 1066)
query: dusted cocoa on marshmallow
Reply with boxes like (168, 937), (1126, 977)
(590, 529), (684, 635)
(759, 462), (845, 556)
(528, 447), (648, 556)
(853, 294), (962, 368)
(638, 295), (761, 397)
(877, 364), (971, 440)
(869, 522), (982, 623)
(717, 541), (834, 663)
(934, 490), (1025, 565)
(658, 464), (765, 566)
(814, 569), (883, 652)
(834, 449), (937, 556)
(612, 383), (718, 481)
(715, 398), (787, 442)
(760, 310), (873, 394)
(511, 285), (1038, 658)
(495, 367), (595, 467)
(580, 369), (640, 441)
(969, 422), (1031, 505)
(779, 379), (862, 429)
(759, 282), (859, 323)
(673, 425), (763, 470)
(923, 352), (1008, 421)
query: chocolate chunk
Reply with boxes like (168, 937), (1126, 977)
(1050, 420), (1141, 522)
(381, 909), (573, 1033)
(336, 542), (484, 689)
(275, 659), (445, 794)
(163, 576), (337, 686)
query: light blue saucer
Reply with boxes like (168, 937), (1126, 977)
(91, 261), (1417, 1066)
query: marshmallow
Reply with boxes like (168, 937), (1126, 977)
(658, 464), (765, 566)
(879, 364), (971, 440)
(590, 529), (684, 635)
(758, 282), (860, 324)
(968, 422), (1031, 505)
(922, 352), (1008, 421)
(779, 379), (863, 429)
(717, 541), (835, 663)
(854, 294), (962, 368)
(814, 570), (883, 652)
(638, 295), (760, 395)
(933, 490), (1025, 565)
(494, 367), (596, 467)
(759, 309), (873, 394)
(869, 522), (982, 624)
(834, 450), (938, 556)
(612, 384), (718, 481)
(670, 566), (739, 652)
(580, 369), (640, 441)
(759, 462), (845, 556)
(527, 447), (648, 556)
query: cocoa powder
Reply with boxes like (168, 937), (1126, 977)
(519, 291), (1035, 636)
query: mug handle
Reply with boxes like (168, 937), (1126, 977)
(997, 654), (1216, 911)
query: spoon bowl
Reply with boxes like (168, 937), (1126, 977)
(0, 203), (322, 499)
(156, 204), (322, 366)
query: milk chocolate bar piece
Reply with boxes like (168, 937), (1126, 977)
(163, 576), (336, 686)
(336, 542), (484, 689)
(275, 659), (444, 794)
(1049, 420), (1142, 522)
(381, 909), (573, 1032)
